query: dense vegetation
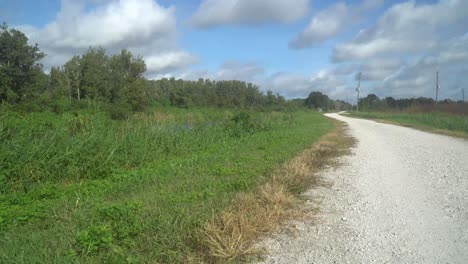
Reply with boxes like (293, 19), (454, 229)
(0, 24), (292, 116)
(351, 93), (468, 136)
(0, 24), (338, 262)
(302, 91), (351, 111)
(0, 109), (332, 262)
(349, 111), (468, 136)
(357, 93), (467, 114)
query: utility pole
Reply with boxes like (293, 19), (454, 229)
(356, 72), (361, 112)
(435, 71), (439, 102)
(463, 88), (465, 102)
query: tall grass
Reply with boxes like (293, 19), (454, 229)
(349, 111), (468, 135)
(0, 108), (332, 263)
(0, 108), (271, 190)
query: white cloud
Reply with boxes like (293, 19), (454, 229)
(359, 58), (405, 81)
(19, 0), (195, 74)
(262, 68), (355, 99)
(332, 0), (468, 61)
(190, 0), (309, 28)
(40, 0), (175, 49)
(215, 61), (265, 81)
(375, 36), (468, 99)
(265, 72), (315, 98)
(290, 0), (383, 49)
(170, 61), (264, 83)
(145, 52), (198, 76)
(165, 59), (358, 99)
(320, 0), (468, 101)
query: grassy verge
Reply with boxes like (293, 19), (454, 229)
(201, 121), (354, 263)
(347, 111), (468, 138)
(0, 108), (333, 263)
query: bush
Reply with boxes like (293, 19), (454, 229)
(225, 112), (264, 137)
(75, 202), (143, 255)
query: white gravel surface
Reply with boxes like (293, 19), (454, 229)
(258, 113), (468, 264)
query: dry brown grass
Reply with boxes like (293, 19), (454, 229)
(199, 120), (355, 263)
(407, 102), (468, 115)
(133, 111), (174, 123)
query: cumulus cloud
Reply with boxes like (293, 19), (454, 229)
(357, 58), (405, 81)
(190, 0), (309, 28)
(290, 0), (383, 49)
(19, 0), (195, 74)
(374, 36), (468, 99)
(332, 0), (468, 62)
(145, 52), (198, 77)
(215, 61), (265, 81)
(172, 61), (264, 83)
(262, 68), (355, 99)
(164, 60), (359, 100)
(265, 72), (315, 98)
(330, 0), (468, 101)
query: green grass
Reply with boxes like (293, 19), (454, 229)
(0, 108), (332, 263)
(348, 111), (468, 136)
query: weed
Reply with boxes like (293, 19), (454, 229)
(200, 121), (354, 263)
(76, 224), (114, 255)
(0, 108), (335, 263)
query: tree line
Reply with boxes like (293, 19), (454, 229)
(0, 24), (290, 116)
(358, 94), (467, 114)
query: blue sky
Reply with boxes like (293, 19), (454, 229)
(1, 0), (467, 100)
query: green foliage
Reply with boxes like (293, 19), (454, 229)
(226, 112), (265, 137)
(76, 225), (114, 255)
(304, 91), (335, 111)
(147, 78), (289, 110)
(75, 202), (143, 255)
(350, 111), (468, 134)
(0, 25), (337, 263)
(0, 23), (45, 103)
(0, 109), (332, 263)
(358, 94), (387, 111)
(0, 109), (273, 189)
(1, 25), (303, 115)
(357, 94), (441, 112)
(107, 104), (130, 120)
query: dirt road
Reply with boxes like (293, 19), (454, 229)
(259, 113), (468, 263)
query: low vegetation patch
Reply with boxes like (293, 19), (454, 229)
(200, 121), (354, 263)
(348, 111), (468, 137)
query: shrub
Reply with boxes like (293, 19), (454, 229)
(226, 112), (264, 137)
(75, 202), (143, 256)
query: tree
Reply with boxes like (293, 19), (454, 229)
(359, 94), (383, 111)
(48, 67), (68, 99)
(305, 91), (333, 110)
(80, 47), (109, 100)
(64, 56), (82, 100)
(385, 97), (397, 109)
(108, 49), (146, 106)
(0, 23), (45, 103)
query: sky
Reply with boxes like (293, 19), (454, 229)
(1, 0), (467, 101)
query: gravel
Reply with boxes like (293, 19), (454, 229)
(258, 113), (468, 264)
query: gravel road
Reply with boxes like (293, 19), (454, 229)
(259, 113), (468, 264)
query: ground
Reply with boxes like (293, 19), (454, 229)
(259, 113), (468, 264)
